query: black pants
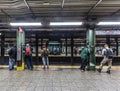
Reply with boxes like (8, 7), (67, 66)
(25, 56), (33, 70)
(80, 59), (87, 71)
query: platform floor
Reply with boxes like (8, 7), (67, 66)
(0, 66), (120, 91)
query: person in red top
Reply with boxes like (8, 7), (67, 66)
(24, 43), (33, 70)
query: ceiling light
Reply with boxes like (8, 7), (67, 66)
(50, 22), (83, 26)
(10, 22), (42, 26)
(97, 22), (120, 25)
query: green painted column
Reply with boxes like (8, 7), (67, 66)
(16, 27), (25, 70)
(86, 30), (90, 70)
(86, 28), (96, 71)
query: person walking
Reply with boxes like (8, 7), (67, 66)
(8, 45), (17, 71)
(97, 44), (113, 74)
(41, 45), (49, 69)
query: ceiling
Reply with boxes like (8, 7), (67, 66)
(0, 0), (120, 31)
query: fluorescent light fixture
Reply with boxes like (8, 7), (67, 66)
(50, 22), (82, 26)
(97, 22), (120, 25)
(10, 22), (42, 26)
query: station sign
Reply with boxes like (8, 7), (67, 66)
(96, 30), (120, 35)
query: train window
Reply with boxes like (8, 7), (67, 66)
(48, 41), (62, 55)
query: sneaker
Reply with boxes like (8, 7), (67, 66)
(106, 70), (111, 74)
(9, 69), (12, 71)
(12, 67), (14, 70)
(81, 69), (85, 72)
(97, 68), (101, 73)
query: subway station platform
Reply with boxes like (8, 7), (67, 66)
(0, 66), (120, 91)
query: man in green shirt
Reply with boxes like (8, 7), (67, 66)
(80, 46), (89, 71)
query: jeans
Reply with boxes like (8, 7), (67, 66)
(26, 56), (33, 70)
(42, 57), (49, 67)
(9, 58), (15, 70)
(80, 59), (87, 71)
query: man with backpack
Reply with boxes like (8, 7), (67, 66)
(41, 45), (49, 69)
(24, 43), (33, 70)
(97, 44), (113, 74)
(8, 44), (17, 71)
(80, 46), (89, 72)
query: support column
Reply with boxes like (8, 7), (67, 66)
(1, 33), (5, 57)
(1, 32), (5, 65)
(65, 38), (68, 56)
(41, 38), (43, 49)
(60, 40), (62, 55)
(71, 37), (74, 65)
(16, 27), (25, 71)
(35, 34), (39, 65)
(87, 28), (96, 71)
(106, 35), (110, 47)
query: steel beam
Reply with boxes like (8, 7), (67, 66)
(24, 0), (36, 19)
(87, 0), (103, 15)
(1, 9), (11, 18)
(111, 9), (120, 16)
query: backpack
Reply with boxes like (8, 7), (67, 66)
(105, 49), (113, 59)
(25, 47), (31, 56)
(43, 50), (48, 58)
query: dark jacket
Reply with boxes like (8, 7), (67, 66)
(8, 47), (17, 59)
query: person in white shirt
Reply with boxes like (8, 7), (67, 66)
(97, 44), (113, 74)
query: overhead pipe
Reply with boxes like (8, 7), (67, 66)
(87, 0), (103, 15)
(61, 0), (65, 8)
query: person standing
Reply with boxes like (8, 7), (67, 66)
(41, 45), (49, 69)
(97, 44), (113, 74)
(8, 45), (17, 71)
(24, 43), (33, 70)
(80, 46), (89, 71)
